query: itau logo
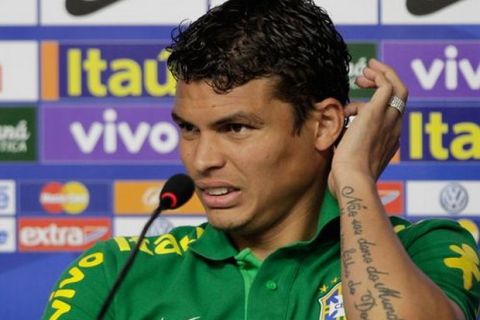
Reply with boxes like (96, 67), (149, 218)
(406, 0), (463, 15)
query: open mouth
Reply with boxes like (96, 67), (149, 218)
(200, 187), (241, 208)
(204, 187), (235, 196)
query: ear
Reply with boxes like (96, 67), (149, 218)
(311, 98), (344, 151)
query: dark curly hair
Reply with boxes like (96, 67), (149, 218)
(167, 0), (350, 132)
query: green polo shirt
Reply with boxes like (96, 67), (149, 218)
(43, 192), (480, 320)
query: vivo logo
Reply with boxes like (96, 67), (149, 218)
(70, 109), (178, 154)
(411, 45), (480, 90)
(383, 41), (480, 98)
(42, 105), (181, 162)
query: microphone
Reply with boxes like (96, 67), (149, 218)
(97, 174), (195, 320)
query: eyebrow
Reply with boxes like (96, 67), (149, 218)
(171, 111), (265, 128)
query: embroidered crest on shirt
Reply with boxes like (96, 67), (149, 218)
(318, 282), (346, 320)
(443, 243), (480, 290)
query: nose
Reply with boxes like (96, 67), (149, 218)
(190, 134), (226, 174)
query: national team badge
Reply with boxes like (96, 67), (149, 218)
(318, 282), (346, 320)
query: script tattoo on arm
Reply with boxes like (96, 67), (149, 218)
(340, 186), (404, 320)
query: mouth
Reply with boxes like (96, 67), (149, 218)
(198, 185), (241, 209)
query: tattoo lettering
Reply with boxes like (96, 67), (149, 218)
(354, 289), (376, 320)
(342, 248), (356, 278)
(366, 266), (388, 282)
(351, 218), (363, 235)
(347, 280), (361, 295)
(341, 186), (367, 218)
(357, 238), (376, 264)
(374, 282), (404, 320)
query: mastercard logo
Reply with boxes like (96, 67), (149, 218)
(39, 181), (90, 214)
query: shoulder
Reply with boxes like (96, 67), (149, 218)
(388, 217), (480, 320)
(388, 216), (477, 248)
(42, 224), (207, 319)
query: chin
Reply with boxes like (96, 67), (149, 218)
(206, 212), (250, 233)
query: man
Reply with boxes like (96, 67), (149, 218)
(43, 0), (480, 319)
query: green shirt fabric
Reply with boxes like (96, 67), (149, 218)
(42, 192), (480, 320)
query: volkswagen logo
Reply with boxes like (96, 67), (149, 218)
(440, 183), (469, 214)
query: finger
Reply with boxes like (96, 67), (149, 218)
(366, 60), (408, 120)
(368, 59), (408, 101)
(362, 66), (406, 124)
(343, 101), (363, 118)
(355, 75), (376, 89)
(361, 67), (393, 116)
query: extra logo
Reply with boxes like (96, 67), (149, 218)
(383, 41), (480, 99)
(440, 183), (469, 214)
(19, 218), (111, 252)
(40, 181), (90, 214)
(406, 0), (462, 15)
(41, 42), (175, 100)
(0, 180), (15, 215)
(401, 107), (479, 162)
(42, 105), (180, 163)
(318, 282), (345, 320)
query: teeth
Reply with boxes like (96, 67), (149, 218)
(206, 187), (229, 196)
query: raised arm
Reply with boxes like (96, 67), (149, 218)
(329, 59), (478, 320)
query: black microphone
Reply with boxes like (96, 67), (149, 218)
(97, 174), (195, 320)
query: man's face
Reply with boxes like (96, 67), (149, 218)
(172, 78), (328, 237)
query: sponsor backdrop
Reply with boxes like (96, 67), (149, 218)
(0, 0), (479, 319)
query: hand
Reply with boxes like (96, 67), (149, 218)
(328, 59), (408, 197)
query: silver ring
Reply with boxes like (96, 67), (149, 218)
(388, 96), (406, 115)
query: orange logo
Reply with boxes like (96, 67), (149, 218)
(377, 181), (404, 215)
(114, 180), (205, 215)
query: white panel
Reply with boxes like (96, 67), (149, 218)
(314, 0), (378, 25)
(114, 216), (207, 237)
(382, 0), (480, 25)
(210, 0), (378, 25)
(0, 217), (16, 252)
(41, 0), (207, 26)
(0, 180), (15, 216)
(0, 0), (37, 25)
(0, 41), (38, 101)
(406, 181), (480, 216)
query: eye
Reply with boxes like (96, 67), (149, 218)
(176, 121), (199, 140)
(225, 123), (249, 133)
(178, 122), (195, 132)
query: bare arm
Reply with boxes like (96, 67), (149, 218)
(329, 59), (465, 320)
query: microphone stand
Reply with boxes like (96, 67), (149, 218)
(96, 202), (169, 320)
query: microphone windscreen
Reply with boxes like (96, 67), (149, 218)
(160, 174), (195, 209)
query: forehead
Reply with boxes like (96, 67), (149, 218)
(173, 78), (279, 111)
